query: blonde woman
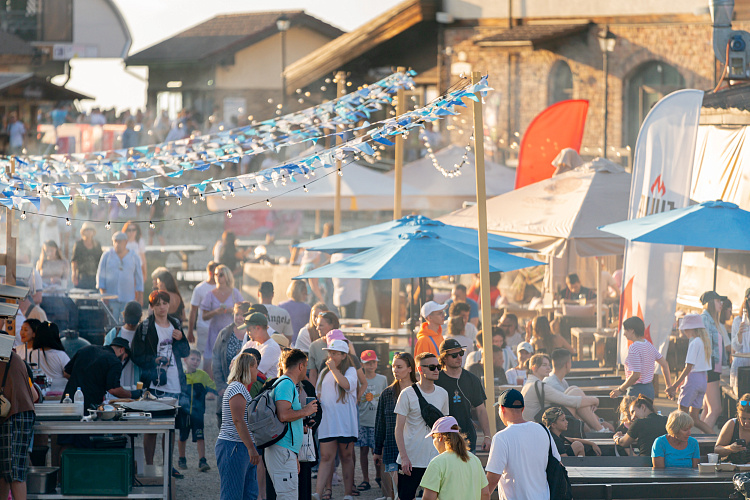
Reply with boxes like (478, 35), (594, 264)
(652, 410), (700, 469)
(293, 302), (328, 352)
(215, 352), (260, 500)
(666, 314), (713, 434)
(201, 264), (243, 379)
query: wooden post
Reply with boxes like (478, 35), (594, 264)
(391, 67), (407, 331)
(5, 158), (16, 334)
(333, 71), (346, 235)
(472, 72), (496, 437)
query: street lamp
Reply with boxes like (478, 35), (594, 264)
(276, 14), (291, 112)
(598, 27), (616, 159)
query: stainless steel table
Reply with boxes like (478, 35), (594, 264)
(32, 418), (175, 499)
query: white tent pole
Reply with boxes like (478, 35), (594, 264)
(472, 71), (497, 437)
(391, 67), (406, 331)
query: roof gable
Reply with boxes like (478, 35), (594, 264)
(126, 10), (344, 65)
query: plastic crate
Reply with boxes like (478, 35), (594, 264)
(61, 448), (132, 496)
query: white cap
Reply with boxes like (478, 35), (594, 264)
(421, 301), (447, 319)
(516, 342), (534, 354)
(322, 339), (349, 353)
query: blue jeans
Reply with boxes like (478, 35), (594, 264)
(627, 382), (655, 400)
(215, 438), (258, 500)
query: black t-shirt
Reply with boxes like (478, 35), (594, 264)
(550, 430), (573, 456)
(626, 412), (668, 456)
(71, 240), (103, 280)
(63, 345), (123, 409)
(436, 369), (486, 445)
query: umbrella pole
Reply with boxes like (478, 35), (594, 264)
(390, 67), (406, 331)
(713, 248), (719, 292)
(471, 71), (497, 437)
(333, 71), (346, 234)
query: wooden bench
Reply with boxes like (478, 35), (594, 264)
(562, 455), (652, 467)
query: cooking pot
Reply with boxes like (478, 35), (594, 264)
(88, 404), (119, 420)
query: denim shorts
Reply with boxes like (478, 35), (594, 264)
(384, 462), (398, 473)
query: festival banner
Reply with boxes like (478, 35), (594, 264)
(619, 90), (704, 361)
(514, 99), (588, 189)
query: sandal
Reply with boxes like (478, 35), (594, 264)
(322, 488), (332, 500)
(350, 488), (360, 496)
(357, 482), (371, 491)
(375, 477), (382, 489)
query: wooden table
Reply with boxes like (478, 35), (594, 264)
(587, 434), (718, 455)
(339, 319), (372, 329)
(104, 244), (206, 270)
(571, 327), (616, 361)
(568, 366), (615, 377)
(567, 466), (735, 499)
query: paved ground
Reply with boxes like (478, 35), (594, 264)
(175, 402), (389, 500)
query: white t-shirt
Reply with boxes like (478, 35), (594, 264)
(504, 332), (524, 351)
(15, 345), (70, 394)
(485, 421), (560, 500)
(115, 327), (137, 390)
(505, 368), (527, 386)
(151, 323), (181, 394)
(242, 337), (281, 378)
(394, 384), (450, 468)
(264, 303), (293, 338)
(294, 326), (313, 352)
(317, 366), (358, 440)
(685, 336), (711, 372)
(190, 280), (216, 333)
(330, 253), (362, 308)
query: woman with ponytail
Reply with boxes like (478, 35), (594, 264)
(700, 291), (725, 431)
(419, 416), (489, 500)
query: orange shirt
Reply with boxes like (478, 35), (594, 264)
(415, 322), (444, 357)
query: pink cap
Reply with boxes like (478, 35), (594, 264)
(326, 329), (346, 343)
(679, 313), (704, 331)
(425, 416), (461, 438)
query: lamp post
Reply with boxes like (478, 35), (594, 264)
(276, 14), (291, 112)
(598, 27), (616, 159)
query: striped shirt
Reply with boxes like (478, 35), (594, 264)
(218, 381), (253, 443)
(624, 340), (662, 384)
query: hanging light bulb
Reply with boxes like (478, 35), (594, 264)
(199, 193), (205, 201)
(226, 210), (232, 219)
(146, 198), (152, 205)
(303, 185), (308, 192)
(149, 221), (155, 229)
(123, 202), (129, 209)
(20, 211), (26, 220)
(176, 198), (182, 206)
(230, 189), (235, 197)
(188, 218), (194, 226)
(105, 221), (111, 230)
(221, 193), (227, 200)
(192, 198), (198, 205)
(136, 201), (142, 207)
(266, 199), (272, 207)
(337, 169), (343, 176)
(165, 200), (170, 206)
(66, 218), (71, 226)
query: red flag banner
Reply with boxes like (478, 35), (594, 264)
(514, 99), (589, 189)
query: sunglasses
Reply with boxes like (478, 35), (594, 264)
(448, 350), (465, 359)
(741, 400), (750, 407)
(420, 364), (440, 371)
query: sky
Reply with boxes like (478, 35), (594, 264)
(55, 0), (404, 112)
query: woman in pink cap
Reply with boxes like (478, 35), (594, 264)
(418, 416), (489, 500)
(665, 314), (714, 434)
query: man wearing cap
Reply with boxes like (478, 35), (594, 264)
(241, 312), (282, 379)
(486, 389), (560, 499)
(63, 337), (142, 410)
(415, 301), (447, 357)
(96, 231), (144, 321)
(103, 301), (143, 390)
(506, 342), (533, 386)
(71, 221), (102, 290)
(258, 281), (293, 341)
(436, 338), (491, 453)
(700, 290), (726, 432)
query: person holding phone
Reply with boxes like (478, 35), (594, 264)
(715, 393), (750, 463)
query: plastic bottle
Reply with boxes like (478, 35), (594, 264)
(74, 387), (83, 404)
(62, 394), (72, 404)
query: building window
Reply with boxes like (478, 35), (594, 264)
(548, 60), (573, 105)
(625, 61), (685, 148)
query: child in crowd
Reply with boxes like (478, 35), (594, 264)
(355, 350), (388, 492)
(178, 349), (218, 471)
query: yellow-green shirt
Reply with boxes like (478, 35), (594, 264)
(419, 450), (488, 500)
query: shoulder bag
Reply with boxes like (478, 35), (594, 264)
(411, 383), (443, 428)
(541, 424), (573, 500)
(0, 353), (13, 419)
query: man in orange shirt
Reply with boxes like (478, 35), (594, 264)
(415, 301), (446, 357)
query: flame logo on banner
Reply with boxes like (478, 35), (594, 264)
(650, 175), (666, 196)
(619, 276), (653, 346)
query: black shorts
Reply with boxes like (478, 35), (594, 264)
(319, 436), (357, 444)
(177, 411), (205, 442)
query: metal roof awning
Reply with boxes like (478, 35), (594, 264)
(475, 22), (591, 49)
(0, 73), (92, 101)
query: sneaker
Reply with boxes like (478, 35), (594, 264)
(177, 457), (187, 470)
(199, 457), (210, 472)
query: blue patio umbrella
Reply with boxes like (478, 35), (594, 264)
(295, 230), (543, 280)
(598, 200), (750, 289)
(298, 215), (532, 253)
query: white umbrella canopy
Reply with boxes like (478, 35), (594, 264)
(385, 145), (516, 211)
(207, 162), (430, 212)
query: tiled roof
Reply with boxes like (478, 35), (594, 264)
(475, 22), (591, 48)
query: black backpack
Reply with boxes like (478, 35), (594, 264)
(412, 383), (444, 428)
(541, 424), (573, 500)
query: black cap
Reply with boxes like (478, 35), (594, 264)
(241, 347), (262, 365)
(700, 291), (725, 305)
(496, 388), (524, 409)
(439, 338), (463, 353)
(248, 303), (268, 317)
(110, 337), (131, 353)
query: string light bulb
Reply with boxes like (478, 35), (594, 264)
(199, 193), (205, 201)
(337, 169), (343, 176)
(192, 198), (198, 204)
(188, 218), (194, 226)
(226, 210), (232, 218)
(65, 218), (71, 226)
(149, 221), (155, 229)
(165, 200), (170, 206)
(266, 199), (272, 207)
(303, 185), (308, 192)
(105, 221), (111, 230)
(176, 198), (182, 206)
(20, 211), (26, 220)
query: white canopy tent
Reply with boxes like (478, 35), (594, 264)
(207, 162), (430, 212)
(385, 145), (516, 212)
(439, 159), (632, 292)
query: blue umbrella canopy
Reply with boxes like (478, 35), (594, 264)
(295, 231), (543, 280)
(298, 215), (532, 253)
(598, 200), (750, 251)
